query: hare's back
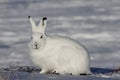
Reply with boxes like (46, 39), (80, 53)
(47, 35), (87, 54)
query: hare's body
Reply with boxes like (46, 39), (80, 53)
(28, 16), (91, 75)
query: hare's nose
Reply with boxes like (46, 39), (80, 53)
(34, 42), (38, 45)
(35, 42), (37, 44)
(34, 42), (38, 46)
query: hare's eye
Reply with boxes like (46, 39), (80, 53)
(40, 35), (43, 39)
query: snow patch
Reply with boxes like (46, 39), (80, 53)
(73, 32), (113, 41)
(1, 32), (15, 36)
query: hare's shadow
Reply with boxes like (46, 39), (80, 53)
(0, 45), (11, 48)
(91, 67), (113, 74)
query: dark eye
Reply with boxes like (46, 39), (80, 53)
(40, 35), (43, 38)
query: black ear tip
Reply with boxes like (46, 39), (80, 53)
(28, 16), (31, 19)
(43, 17), (47, 20)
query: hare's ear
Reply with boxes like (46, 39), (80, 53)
(38, 17), (47, 33)
(28, 16), (37, 32)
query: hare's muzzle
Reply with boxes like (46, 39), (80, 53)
(33, 42), (39, 49)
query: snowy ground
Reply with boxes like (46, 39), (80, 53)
(0, 0), (120, 79)
(0, 66), (119, 80)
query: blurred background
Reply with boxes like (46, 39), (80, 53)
(0, 0), (120, 69)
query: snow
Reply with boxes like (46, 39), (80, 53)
(0, 66), (119, 80)
(0, 0), (120, 79)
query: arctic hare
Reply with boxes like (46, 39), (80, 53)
(28, 16), (91, 75)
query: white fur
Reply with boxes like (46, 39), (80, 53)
(28, 16), (91, 75)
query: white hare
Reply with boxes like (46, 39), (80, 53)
(28, 16), (91, 75)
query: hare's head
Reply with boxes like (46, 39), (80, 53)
(28, 16), (47, 49)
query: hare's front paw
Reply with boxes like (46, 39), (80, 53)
(52, 71), (60, 75)
(40, 69), (47, 74)
(52, 70), (66, 75)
